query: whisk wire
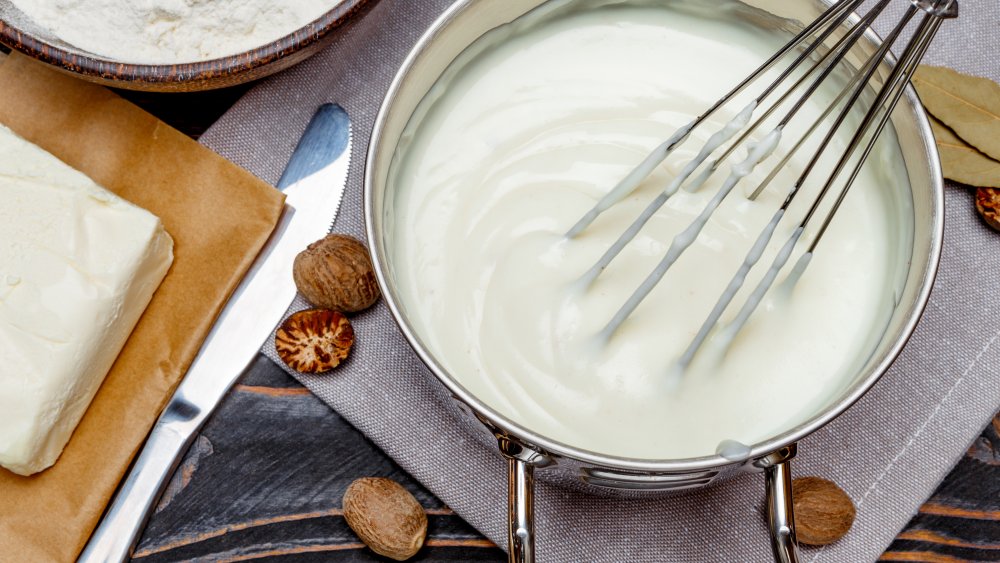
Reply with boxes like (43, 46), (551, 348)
(597, 0), (904, 339)
(575, 3), (879, 290)
(747, 52), (881, 201)
(567, 0), (957, 370)
(708, 0), (892, 177)
(564, 0), (864, 240)
(806, 15), (946, 251)
(679, 3), (952, 366)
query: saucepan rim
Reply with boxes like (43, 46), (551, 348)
(364, 0), (945, 473)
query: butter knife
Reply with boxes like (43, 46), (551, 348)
(79, 104), (353, 563)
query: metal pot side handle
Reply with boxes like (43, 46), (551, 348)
(508, 456), (536, 561)
(764, 457), (801, 563)
(499, 437), (550, 563)
(500, 439), (802, 563)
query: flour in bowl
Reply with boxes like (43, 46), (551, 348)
(9, 0), (339, 64)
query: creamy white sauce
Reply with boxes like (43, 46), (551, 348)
(389, 1), (911, 460)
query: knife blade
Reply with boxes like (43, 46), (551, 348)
(79, 104), (352, 563)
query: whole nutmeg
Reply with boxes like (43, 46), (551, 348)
(792, 476), (856, 546)
(293, 234), (380, 313)
(343, 477), (428, 561)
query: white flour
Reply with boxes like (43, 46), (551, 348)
(9, 0), (338, 63)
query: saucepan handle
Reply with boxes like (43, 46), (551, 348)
(501, 438), (801, 563)
(507, 455), (536, 562)
(499, 437), (544, 563)
(764, 457), (801, 563)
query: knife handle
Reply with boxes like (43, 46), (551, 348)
(78, 392), (206, 563)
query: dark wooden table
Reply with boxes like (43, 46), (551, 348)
(121, 89), (999, 563)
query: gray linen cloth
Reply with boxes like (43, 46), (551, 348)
(200, 1), (1000, 561)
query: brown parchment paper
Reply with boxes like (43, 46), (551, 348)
(0, 53), (286, 562)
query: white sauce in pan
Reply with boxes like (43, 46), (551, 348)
(389, 0), (912, 459)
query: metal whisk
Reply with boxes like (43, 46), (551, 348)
(569, 0), (957, 370)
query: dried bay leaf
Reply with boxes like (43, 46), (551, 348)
(914, 66), (1000, 161)
(929, 115), (1000, 188)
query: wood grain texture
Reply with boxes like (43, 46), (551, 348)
(127, 92), (999, 563)
(882, 413), (1000, 563)
(133, 356), (504, 562)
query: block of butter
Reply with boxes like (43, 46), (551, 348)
(0, 124), (174, 476)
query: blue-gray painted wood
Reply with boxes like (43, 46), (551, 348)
(133, 356), (504, 562)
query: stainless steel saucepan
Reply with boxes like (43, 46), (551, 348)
(364, 1), (944, 561)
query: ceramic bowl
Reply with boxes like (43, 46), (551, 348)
(0, 0), (376, 92)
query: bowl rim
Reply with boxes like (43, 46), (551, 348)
(0, 0), (371, 86)
(365, 0), (946, 473)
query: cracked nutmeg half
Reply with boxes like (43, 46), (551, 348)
(275, 309), (354, 373)
(976, 187), (1000, 232)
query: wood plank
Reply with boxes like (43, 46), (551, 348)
(884, 413), (1000, 563)
(133, 356), (503, 562)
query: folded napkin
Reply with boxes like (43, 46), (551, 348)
(200, 1), (1000, 561)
